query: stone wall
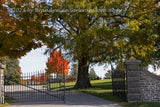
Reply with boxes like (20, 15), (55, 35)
(126, 60), (160, 102)
(140, 69), (160, 101)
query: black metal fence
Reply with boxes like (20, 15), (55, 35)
(112, 68), (126, 100)
(4, 69), (65, 103)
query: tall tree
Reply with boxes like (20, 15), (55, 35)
(0, 57), (21, 85)
(46, 50), (70, 75)
(1, 0), (159, 88)
(150, 1), (160, 69)
(89, 68), (98, 80)
(0, 0), (52, 58)
(70, 64), (78, 81)
(40, 73), (47, 84)
(116, 62), (125, 71)
(105, 70), (112, 79)
(45, 0), (158, 88)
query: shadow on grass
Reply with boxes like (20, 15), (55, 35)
(50, 80), (125, 102)
(83, 91), (124, 102)
(64, 81), (113, 90)
(0, 96), (15, 107)
(65, 84), (125, 102)
(5, 96), (15, 103)
(91, 82), (112, 89)
(50, 85), (75, 91)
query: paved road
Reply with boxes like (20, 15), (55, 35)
(7, 91), (123, 107)
(5, 85), (64, 102)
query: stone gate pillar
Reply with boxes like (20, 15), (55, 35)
(125, 60), (141, 102)
(0, 63), (5, 104)
(125, 49), (142, 102)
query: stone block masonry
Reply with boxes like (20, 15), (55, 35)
(125, 60), (160, 102)
(125, 60), (141, 102)
(0, 63), (5, 104)
(140, 69), (160, 101)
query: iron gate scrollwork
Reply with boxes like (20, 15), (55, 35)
(112, 67), (127, 100)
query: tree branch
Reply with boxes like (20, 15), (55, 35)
(67, 21), (77, 33)
(89, 16), (100, 28)
(124, 0), (133, 16)
(57, 19), (73, 35)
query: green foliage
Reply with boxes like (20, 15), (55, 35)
(105, 70), (112, 79)
(116, 62), (125, 71)
(1, 0), (159, 62)
(89, 68), (98, 80)
(70, 63), (78, 81)
(151, 19), (160, 69)
(0, 57), (21, 85)
(45, 0), (159, 66)
(44, 0), (159, 88)
(0, 96), (15, 107)
(0, 0), (52, 58)
(1, 0), (159, 88)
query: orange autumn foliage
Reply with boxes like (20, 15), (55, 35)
(31, 75), (37, 82)
(0, 0), (52, 58)
(40, 73), (47, 84)
(21, 79), (26, 85)
(46, 50), (70, 75)
(30, 73), (47, 84)
(66, 76), (72, 82)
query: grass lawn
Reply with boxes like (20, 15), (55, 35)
(0, 96), (14, 107)
(51, 79), (124, 102)
(121, 102), (160, 107)
(51, 79), (160, 107)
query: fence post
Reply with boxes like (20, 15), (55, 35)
(125, 59), (141, 102)
(0, 63), (5, 104)
(63, 62), (65, 104)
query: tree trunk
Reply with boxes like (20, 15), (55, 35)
(74, 56), (91, 89)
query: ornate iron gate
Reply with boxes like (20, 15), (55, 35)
(112, 67), (126, 101)
(4, 70), (65, 103)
